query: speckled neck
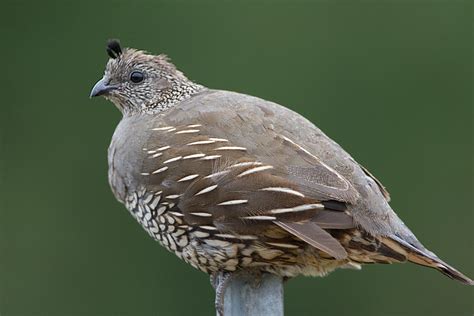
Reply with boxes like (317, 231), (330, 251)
(115, 80), (204, 116)
(145, 80), (205, 115)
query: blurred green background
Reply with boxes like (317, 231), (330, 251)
(0, 1), (472, 315)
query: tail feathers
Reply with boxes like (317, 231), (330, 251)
(387, 235), (473, 286)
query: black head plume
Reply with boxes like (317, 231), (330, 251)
(106, 39), (122, 59)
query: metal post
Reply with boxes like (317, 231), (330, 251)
(222, 273), (284, 316)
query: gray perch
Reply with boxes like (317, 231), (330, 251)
(222, 274), (283, 316)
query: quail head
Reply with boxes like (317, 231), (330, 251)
(90, 38), (473, 312)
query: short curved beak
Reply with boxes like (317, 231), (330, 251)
(90, 77), (117, 98)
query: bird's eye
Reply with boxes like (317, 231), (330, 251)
(130, 71), (144, 83)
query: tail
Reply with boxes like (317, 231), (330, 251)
(382, 235), (473, 285)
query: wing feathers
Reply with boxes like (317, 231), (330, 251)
(275, 221), (348, 259)
(312, 210), (355, 229)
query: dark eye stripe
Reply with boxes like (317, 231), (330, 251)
(130, 71), (144, 83)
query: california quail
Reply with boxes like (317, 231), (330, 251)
(90, 39), (473, 312)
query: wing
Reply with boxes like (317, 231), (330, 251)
(139, 122), (356, 259)
(158, 90), (402, 239)
(178, 154), (354, 259)
(356, 161), (391, 202)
